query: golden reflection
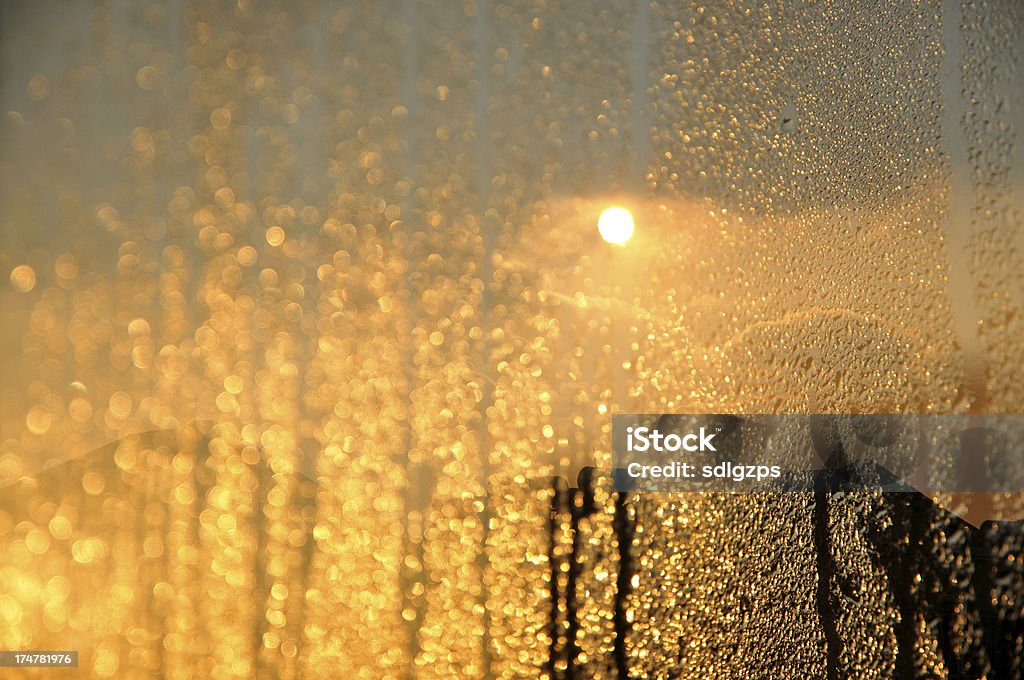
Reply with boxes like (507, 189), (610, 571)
(0, 0), (1021, 678)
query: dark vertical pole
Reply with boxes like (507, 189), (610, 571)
(812, 486), (843, 680)
(810, 417), (845, 680)
(545, 480), (563, 679)
(612, 491), (634, 680)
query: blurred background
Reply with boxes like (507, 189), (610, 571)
(1, 0), (1023, 677)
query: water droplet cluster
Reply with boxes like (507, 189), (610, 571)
(1, 0), (1022, 677)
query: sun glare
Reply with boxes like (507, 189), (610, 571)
(598, 207), (635, 245)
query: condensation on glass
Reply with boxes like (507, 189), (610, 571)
(0, 0), (1022, 678)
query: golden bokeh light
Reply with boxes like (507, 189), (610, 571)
(1, 0), (1022, 677)
(9, 264), (36, 292)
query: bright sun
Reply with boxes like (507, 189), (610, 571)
(597, 207), (634, 245)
